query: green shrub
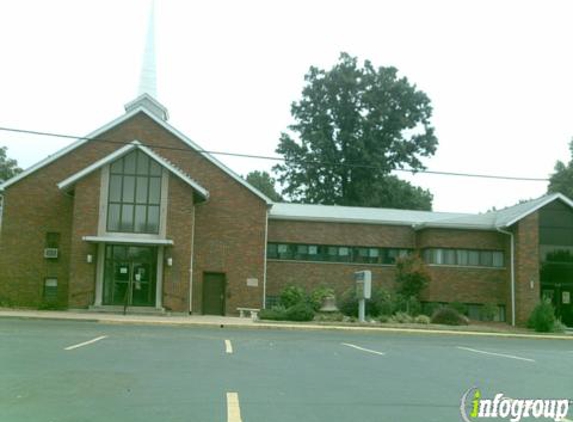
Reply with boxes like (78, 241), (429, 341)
(414, 314), (431, 324)
(527, 301), (556, 333)
(378, 315), (390, 323)
(339, 287), (397, 317)
(280, 285), (307, 308)
(313, 312), (344, 322)
(449, 302), (468, 316)
(431, 307), (468, 325)
(0, 296), (14, 308)
(421, 302), (441, 317)
(480, 303), (498, 322)
(395, 255), (431, 303)
(338, 288), (361, 317)
(404, 296), (422, 316)
(309, 286), (335, 311)
(285, 302), (315, 321)
(389, 312), (413, 324)
(373, 289), (399, 316)
(258, 305), (287, 321)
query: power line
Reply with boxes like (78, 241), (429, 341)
(0, 126), (549, 182)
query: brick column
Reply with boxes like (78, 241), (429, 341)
(513, 213), (540, 325)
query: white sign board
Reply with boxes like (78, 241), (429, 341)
(355, 270), (372, 299)
(246, 278), (258, 287)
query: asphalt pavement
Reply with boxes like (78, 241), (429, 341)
(1, 318), (572, 422)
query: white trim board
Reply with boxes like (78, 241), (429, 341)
(56, 140), (209, 199)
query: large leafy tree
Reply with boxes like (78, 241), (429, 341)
(548, 139), (573, 198)
(245, 170), (283, 202)
(274, 53), (437, 210)
(0, 146), (22, 183)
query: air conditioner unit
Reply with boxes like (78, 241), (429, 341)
(44, 248), (59, 259)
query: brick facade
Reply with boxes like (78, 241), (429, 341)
(0, 103), (555, 324)
(513, 213), (540, 324)
(0, 110), (267, 315)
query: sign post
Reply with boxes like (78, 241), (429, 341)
(355, 270), (372, 322)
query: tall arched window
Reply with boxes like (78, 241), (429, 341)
(107, 150), (162, 234)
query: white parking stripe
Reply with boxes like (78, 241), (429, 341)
(457, 346), (535, 363)
(225, 339), (233, 354)
(226, 392), (242, 422)
(64, 335), (108, 351)
(341, 342), (385, 356)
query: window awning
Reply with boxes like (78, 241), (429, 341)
(82, 236), (174, 246)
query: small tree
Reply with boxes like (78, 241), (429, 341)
(245, 170), (283, 202)
(395, 255), (430, 313)
(0, 146), (22, 183)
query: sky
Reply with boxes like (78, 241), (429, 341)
(1, 0), (572, 213)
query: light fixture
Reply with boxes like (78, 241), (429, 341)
(86, 254), (93, 264)
(166, 257), (173, 267)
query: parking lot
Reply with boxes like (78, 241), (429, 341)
(1, 318), (572, 422)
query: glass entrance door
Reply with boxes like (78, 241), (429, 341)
(103, 245), (157, 307)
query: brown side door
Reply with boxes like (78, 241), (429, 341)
(202, 272), (226, 315)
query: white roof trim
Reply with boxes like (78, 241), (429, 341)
(0, 107), (144, 191)
(270, 214), (422, 227)
(0, 104), (273, 205)
(83, 235), (173, 245)
(500, 193), (573, 228)
(57, 140), (209, 199)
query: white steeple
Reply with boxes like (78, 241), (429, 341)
(125, 0), (169, 121)
(138, 0), (157, 98)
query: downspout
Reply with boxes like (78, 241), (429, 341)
(189, 202), (198, 315)
(497, 227), (515, 326)
(262, 207), (270, 309)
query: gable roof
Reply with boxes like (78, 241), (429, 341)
(0, 100), (273, 204)
(57, 140), (209, 200)
(269, 193), (573, 230)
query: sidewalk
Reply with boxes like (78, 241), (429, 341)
(0, 308), (257, 328)
(0, 308), (572, 340)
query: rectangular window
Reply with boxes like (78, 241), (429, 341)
(43, 278), (58, 301)
(424, 248), (504, 268)
(267, 243), (278, 259)
(107, 150), (162, 234)
(443, 249), (456, 265)
(468, 250), (480, 266)
(266, 243), (410, 265)
(45, 232), (60, 248)
(295, 245), (308, 260)
(492, 251), (504, 267)
(456, 250), (469, 266)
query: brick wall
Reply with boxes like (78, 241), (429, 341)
(268, 220), (414, 247)
(266, 261), (397, 298)
(513, 213), (540, 324)
(0, 111), (268, 314)
(163, 174), (194, 312)
(267, 223), (511, 312)
(68, 171), (101, 308)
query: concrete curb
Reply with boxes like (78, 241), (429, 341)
(0, 309), (572, 340)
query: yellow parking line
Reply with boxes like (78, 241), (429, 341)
(226, 392), (242, 422)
